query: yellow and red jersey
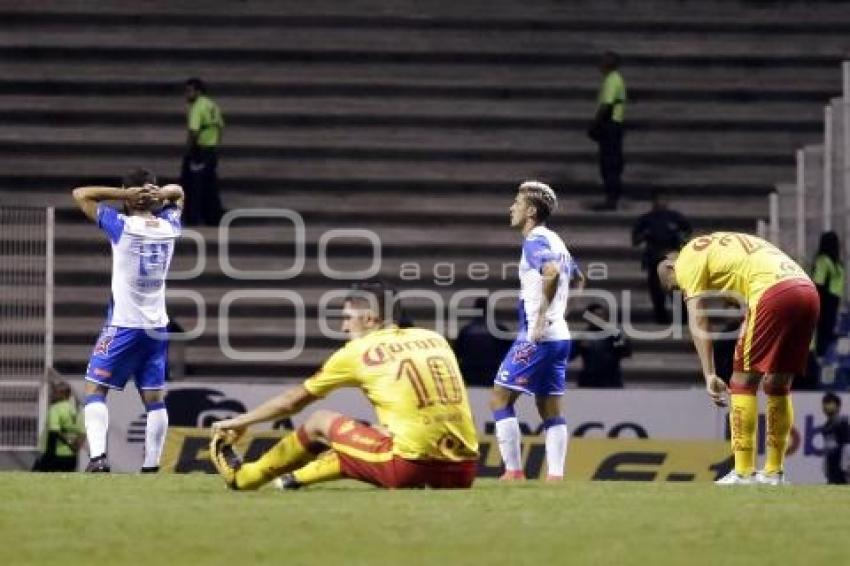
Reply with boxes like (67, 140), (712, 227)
(303, 326), (479, 462)
(675, 232), (811, 307)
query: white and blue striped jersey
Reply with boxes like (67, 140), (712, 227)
(517, 225), (574, 341)
(96, 203), (181, 328)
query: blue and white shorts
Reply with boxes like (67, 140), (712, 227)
(494, 339), (571, 396)
(85, 326), (169, 391)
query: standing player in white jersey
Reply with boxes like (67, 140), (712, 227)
(490, 181), (583, 481)
(72, 168), (183, 473)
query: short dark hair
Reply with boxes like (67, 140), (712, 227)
(345, 280), (398, 322)
(122, 167), (156, 188)
(816, 231), (841, 264)
(823, 392), (842, 407)
(602, 51), (621, 68)
(185, 77), (207, 93)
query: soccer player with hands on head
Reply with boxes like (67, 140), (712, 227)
(72, 169), (183, 473)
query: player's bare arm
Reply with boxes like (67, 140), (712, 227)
(530, 261), (560, 342)
(571, 265), (586, 292)
(212, 385), (317, 437)
(72, 186), (148, 221)
(686, 297), (727, 407)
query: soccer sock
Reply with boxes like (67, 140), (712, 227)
(729, 384), (758, 476)
(764, 387), (793, 475)
(84, 394), (109, 459)
(291, 451), (343, 486)
(143, 402), (168, 469)
(493, 407), (522, 473)
(236, 426), (323, 490)
(543, 417), (568, 477)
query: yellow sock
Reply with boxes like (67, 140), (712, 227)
(765, 395), (793, 474)
(729, 393), (757, 476)
(236, 427), (317, 490)
(292, 451), (343, 486)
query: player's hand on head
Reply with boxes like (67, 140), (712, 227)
(705, 374), (729, 407)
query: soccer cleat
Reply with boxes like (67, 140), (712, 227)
(273, 474), (303, 491)
(714, 471), (755, 486)
(209, 432), (243, 490)
(140, 466), (160, 474)
(545, 474), (564, 482)
(85, 455), (111, 473)
(755, 471), (789, 486)
(499, 470), (526, 481)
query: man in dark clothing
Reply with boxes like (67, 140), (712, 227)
(822, 392), (849, 484)
(454, 297), (512, 387)
(570, 303), (631, 388)
(632, 191), (691, 324)
(181, 77), (225, 226)
(588, 51), (627, 211)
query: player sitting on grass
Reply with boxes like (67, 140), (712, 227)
(658, 232), (819, 485)
(209, 281), (479, 490)
(72, 169), (183, 473)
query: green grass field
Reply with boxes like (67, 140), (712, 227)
(2, 473), (849, 566)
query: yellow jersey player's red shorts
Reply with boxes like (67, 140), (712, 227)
(734, 279), (820, 375)
(327, 416), (476, 489)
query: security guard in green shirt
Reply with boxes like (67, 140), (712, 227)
(33, 381), (85, 472)
(588, 51), (627, 211)
(181, 77), (225, 226)
(813, 231), (845, 356)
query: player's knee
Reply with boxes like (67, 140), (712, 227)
(535, 396), (562, 420)
(84, 382), (108, 397)
(141, 389), (164, 406)
(303, 410), (341, 438)
(729, 372), (760, 394)
(489, 388), (513, 411)
(763, 374), (793, 395)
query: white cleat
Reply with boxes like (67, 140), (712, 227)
(715, 471), (755, 485)
(755, 471), (789, 486)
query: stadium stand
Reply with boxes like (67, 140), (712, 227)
(0, 0), (846, 385)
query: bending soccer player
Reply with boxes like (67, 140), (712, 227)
(209, 281), (479, 490)
(490, 181), (583, 481)
(72, 169), (183, 473)
(658, 232), (819, 485)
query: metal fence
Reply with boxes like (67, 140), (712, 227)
(0, 206), (54, 450)
(766, 61), (850, 298)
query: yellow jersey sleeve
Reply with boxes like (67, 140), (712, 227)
(675, 243), (710, 299)
(302, 344), (359, 398)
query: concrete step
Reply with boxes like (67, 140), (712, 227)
(1, 26), (848, 59)
(3, 0), (850, 25)
(0, 95), (824, 134)
(0, 125), (814, 156)
(0, 61), (840, 96)
(0, 155), (791, 188)
(1, 189), (767, 221)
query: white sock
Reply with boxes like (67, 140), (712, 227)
(143, 405), (169, 469)
(544, 420), (569, 477)
(494, 415), (522, 472)
(84, 397), (109, 459)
